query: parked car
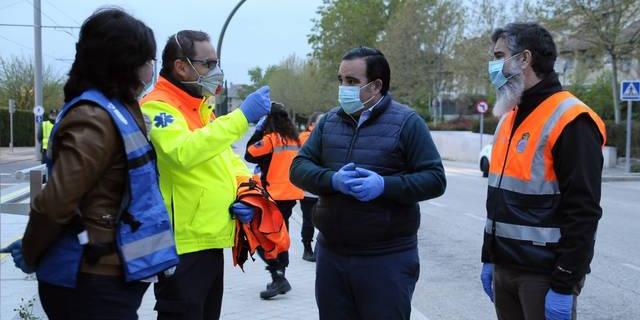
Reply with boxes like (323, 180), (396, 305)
(479, 144), (492, 178)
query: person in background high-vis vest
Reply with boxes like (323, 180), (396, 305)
(297, 112), (323, 262)
(480, 23), (606, 320)
(140, 30), (270, 320)
(245, 102), (304, 300)
(38, 109), (57, 164)
(0, 8), (177, 320)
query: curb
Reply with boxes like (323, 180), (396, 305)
(602, 175), (640, 182)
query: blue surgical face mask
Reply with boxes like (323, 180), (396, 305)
(338, 82), (374, 114)
(138, 60), (157, 99)
(488, 52), (521, 89)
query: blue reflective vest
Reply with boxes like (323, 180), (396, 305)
(37, 89), (179, 288)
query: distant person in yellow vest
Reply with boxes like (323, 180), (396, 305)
(480, 23), (606, 320)
(39, 109), (57, 164)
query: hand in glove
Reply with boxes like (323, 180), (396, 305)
(545, 289), (574, 320)
(240, 86), (271, 123)
(480, 263), (494, 302)
(230, 202), (255, 224)
(345, 167), (384, 202)
(1, 239), (35, 274)
(331, 163), (359, 196)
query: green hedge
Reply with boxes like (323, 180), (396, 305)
(0, 108), (35, 147)
(605, 120), (640, 158)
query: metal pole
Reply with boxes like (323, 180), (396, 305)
(9, 99), (15, 152)
(626, 100), (632, 173)
(480, 112), (484, 148)
(215, 0), (247, 116)
(33, 0), (43, 160)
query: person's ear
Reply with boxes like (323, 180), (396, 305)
(521, 50), (532, 70)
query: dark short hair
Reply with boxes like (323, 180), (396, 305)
(161, 30), (210, 75)
(307, 111), (323, 128)
(491, 23), (557, 78)
(342, 46), (390, 95)
(63, 8), (156, 104)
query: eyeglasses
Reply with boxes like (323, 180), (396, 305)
(188, 58), (218, 69)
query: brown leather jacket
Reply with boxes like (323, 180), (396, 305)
(22, 101), (147, 276)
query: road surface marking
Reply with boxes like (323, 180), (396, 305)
(464, 213), (485, 221)
(428, 201), (445, 208)
(622, 263), (640, 272)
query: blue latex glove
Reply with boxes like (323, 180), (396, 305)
(1, 240), (35, 274)
(345, 167), (385, 202)
(255, 116), (267, 132)
(480, 263), (494, 302)
(240, 86), (271, 123)
(231, 202), (255, 224)
(545, 289), (574, 320)
(331, 163), (359, 196)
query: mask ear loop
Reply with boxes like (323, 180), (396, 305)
(174, 33), (202, 83)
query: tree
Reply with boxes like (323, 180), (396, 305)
(542, 0), (640, 124)
(308, 0), (390, 77)
(0, 56), (64, 112)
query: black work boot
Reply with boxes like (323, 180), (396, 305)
(302, 241), (315, 262)
(260, 268), (291, 300)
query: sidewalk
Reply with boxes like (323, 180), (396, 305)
(0, 147), (37, 164)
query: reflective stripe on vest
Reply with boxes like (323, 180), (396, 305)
(37, 90), (178, 287)
(485, 218), (561, 245)
(273, 145), (300, 152)
(488, 96), (583, 195)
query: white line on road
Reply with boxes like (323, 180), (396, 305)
(428, 201), (445, 208)
(464, 213), (485, 222)
(621, 263), (640, 272)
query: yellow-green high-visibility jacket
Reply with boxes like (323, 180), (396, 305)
(141, 76), (251, 254)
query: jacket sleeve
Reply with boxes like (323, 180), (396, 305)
(550, 114), (604, 294)
(381, 113), (447, 204)
(22, 104), (121, 267)
(141, 101), (249, 170)
(229, 150), (251, 182)
(290, 115), (336, 195)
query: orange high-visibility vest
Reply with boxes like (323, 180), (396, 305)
(232, 180), (291, 270)
(247, 132), (304, 201)
(483, 91), (606, 271)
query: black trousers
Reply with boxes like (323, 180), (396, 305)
(39, 273), (149, 320)
(299, 197), (318, 243)
(154, 249), (224, 320)
(315, 242), (420, 320)
(494, 265), (583, 320)
(258, 200), (296, 271)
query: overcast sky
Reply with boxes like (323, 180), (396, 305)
(0, 0), (323, 84)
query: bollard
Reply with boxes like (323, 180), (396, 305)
(29, 169), (44, 202)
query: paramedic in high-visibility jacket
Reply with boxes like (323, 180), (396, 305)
(480, 23), (606, 320)
(140, 30), (271, 320)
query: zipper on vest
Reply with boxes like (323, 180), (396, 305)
(345, 116), (359, 161)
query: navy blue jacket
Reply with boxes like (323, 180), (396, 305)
(290, 95), (446, 255)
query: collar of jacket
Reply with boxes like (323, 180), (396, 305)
(148, 76), (211, 130)
(337, 94), (392, 124)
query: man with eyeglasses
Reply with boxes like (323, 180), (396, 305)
(140, 30), (271, 320)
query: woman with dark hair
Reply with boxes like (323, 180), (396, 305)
(298, 112), (323, 262)
(245, 102), (304, 299)
(1, 7), (178, 320)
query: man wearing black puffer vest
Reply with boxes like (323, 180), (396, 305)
(290, 46), (446, 320)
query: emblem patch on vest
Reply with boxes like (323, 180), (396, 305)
(154, 112), (174, 128)
(516, 132), (530, 153)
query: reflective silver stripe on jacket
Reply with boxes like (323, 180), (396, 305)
(485, 218), (560, 245)
(273, 145), (300, 153)
(120, 229), (175, 262)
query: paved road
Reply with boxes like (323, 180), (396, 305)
(412, 161), (640, 319)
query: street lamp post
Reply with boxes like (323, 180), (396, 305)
(215, 0), (247, 116)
